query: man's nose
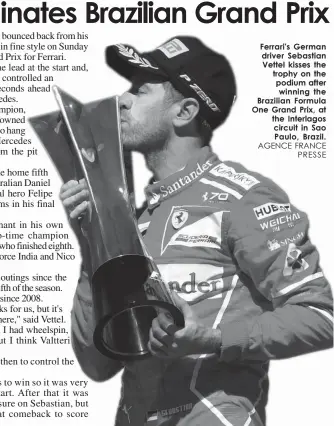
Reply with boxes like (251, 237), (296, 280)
(119, 92), (133, 110)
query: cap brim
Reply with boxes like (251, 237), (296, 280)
(106, 44), (167, 81)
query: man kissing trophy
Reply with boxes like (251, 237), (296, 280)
(32, 36), (332, 426)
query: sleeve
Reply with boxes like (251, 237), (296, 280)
(220, 183), (333, 362)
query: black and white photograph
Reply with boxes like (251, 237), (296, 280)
(0, 1), (333, 426)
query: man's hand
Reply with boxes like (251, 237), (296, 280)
(59, 179), (91, 220)
(148, 292), (222, 359)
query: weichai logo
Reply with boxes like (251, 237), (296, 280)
(260, 212), (301, 230)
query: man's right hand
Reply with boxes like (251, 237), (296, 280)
(59, 179), (91, 220)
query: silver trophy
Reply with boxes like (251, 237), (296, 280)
(29, 87), (184, 360)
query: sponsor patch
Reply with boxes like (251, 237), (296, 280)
(203, 191), (228, 202)
(175, 234), (217, 245)
(158, 263), (225, 302)
(158, 38), (189, 58)
(161, 207), (224, 255)
(147, 403), (193, 421)
(260, 212), (301, 232)
(210, 164), (260, 190)
(254, 202), (291, 220)
(145, 271), (224, 302)
(283, 243), (309, 277)
(180, 74), (220, 112)
(143, 272), (175, 301)
(172, 210), (188, 229)
(200, 177), (242, 200)
(157, 160), (212, 199)
(267, 232), (304, 251)
(168, 272), (223, 297)
(267, 239), (281, 251)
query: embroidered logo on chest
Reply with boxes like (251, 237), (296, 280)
(172, 209), (189, 229)
(161, 206), (226, 255)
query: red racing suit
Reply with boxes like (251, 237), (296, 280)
(72, 147), (333, 426)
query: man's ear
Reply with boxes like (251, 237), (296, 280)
(172, 97), (200, 129)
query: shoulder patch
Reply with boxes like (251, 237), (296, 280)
(209, 163), (260, 191)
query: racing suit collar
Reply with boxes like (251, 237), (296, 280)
(145, 147), (218, 209)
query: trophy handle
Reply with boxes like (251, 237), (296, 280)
(93, 301), (185, 360)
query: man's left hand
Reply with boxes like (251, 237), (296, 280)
(148, 292), (222, 358)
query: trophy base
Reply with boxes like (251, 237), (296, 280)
(93, 300), (184, 361)
(92, 255), (184, 361)
(99, 305), (157, 360)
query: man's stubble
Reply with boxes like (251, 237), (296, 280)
(121, 111), (171, 155)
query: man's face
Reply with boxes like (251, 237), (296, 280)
(119, 73), (174, 153)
